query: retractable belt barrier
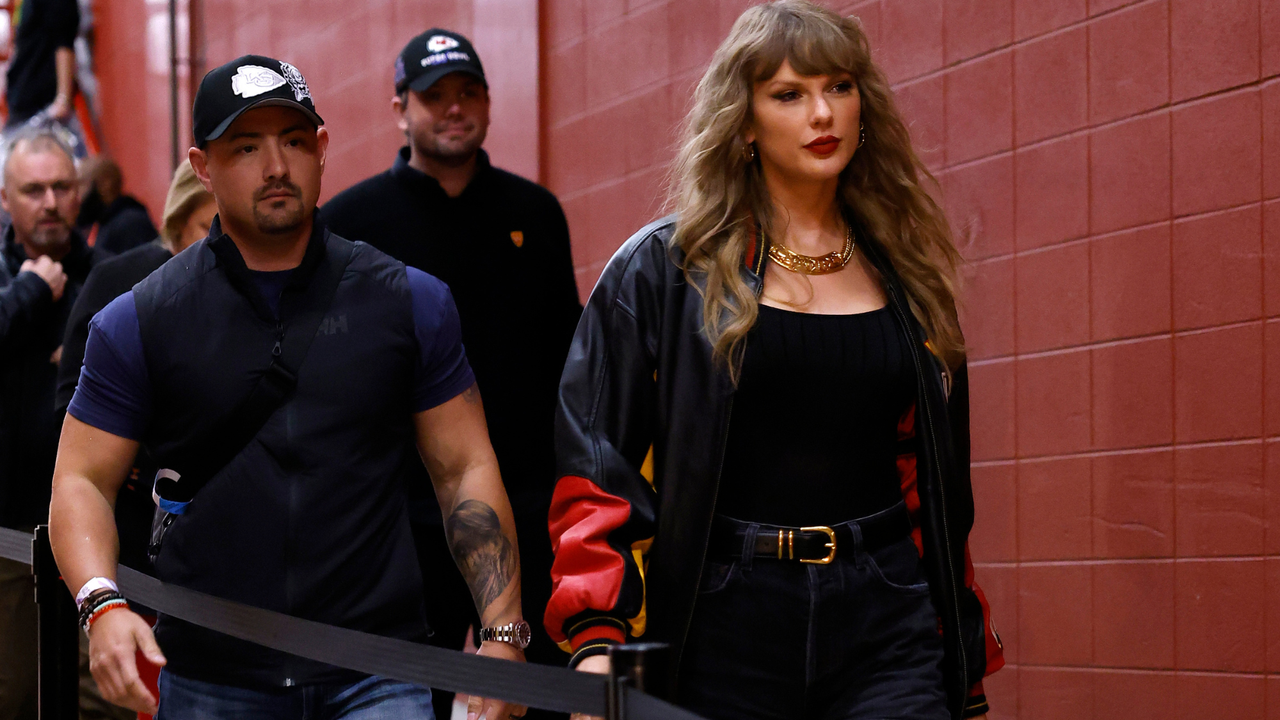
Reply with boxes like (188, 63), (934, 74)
(0, 526), (705, 720)
(0, 525), (27, 566)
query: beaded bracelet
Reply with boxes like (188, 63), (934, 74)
(82, 598), (129, 633)
(78, 590), (126, 631)
(78, 587), (119, 613)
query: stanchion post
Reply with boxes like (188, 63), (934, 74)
(33, 526), (79, 720)
(605, 643), (669, 720)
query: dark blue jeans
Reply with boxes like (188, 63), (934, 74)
(680, 507), (948, 720)
(155, 671), (434, 720)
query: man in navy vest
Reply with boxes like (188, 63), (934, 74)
(47, 56), (529, 720)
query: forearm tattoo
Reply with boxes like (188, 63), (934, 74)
(445, 499), (517, 612)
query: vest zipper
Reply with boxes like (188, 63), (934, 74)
(887, 292), (969, 700)
(275, 318), (295, 686)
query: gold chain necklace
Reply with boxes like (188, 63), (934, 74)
(767, 226), (855, 275)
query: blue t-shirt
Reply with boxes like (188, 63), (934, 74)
(67, 267), (475, 441)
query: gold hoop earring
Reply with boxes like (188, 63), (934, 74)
(858, 122), (866, 148)
(744, 142), (756, 162)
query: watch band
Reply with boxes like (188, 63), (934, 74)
(479, 621), (531, 649)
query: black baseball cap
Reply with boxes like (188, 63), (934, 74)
(192, 55), (325, 147)
(394, 29), (487, 94)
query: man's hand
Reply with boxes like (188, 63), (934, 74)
(465, 640), (527, 720)
(86, 608), (166, 714)
(20, 256), (67, 301)
(569, 655), (610, 720)
(49, 93), (73, 121)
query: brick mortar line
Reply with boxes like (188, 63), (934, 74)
(978, 556), (1275, 567)
(993, 662), (1280, 676)
(546, 68), (701, 133)
(910, 74), (1274, 179)
(964, 313), (1267, 365)
(887, 0), (1173, 88)
(555, 162), (670, 204)
(970, 435), (1270, 466)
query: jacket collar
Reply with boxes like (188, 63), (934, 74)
(206, 213), (329, 323)
(3, 224), (94, 281)
(390, 146), (492, 198)
(743, 221), (768, 280)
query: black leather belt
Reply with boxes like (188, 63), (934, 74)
(708, 503), (912, 565)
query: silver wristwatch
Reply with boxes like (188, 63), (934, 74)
(479, 620), (532, 650)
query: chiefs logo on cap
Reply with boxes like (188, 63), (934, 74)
(231, 65), (286, 98)
(427, 35), (460, 53)
(510, 231), (524, 248)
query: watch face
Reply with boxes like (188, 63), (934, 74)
(515, 621), (532, 648)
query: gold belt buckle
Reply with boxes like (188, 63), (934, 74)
(799, 526), (837, 564)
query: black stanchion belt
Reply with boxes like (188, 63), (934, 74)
(0, 525), (26, 563)
(0, 526), (27, 565)
(0, 526), (703, 719)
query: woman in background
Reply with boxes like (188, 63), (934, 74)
(545, 3), (1002, 719)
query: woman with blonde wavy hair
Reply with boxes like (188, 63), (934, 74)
(544, 3), (1003, 719)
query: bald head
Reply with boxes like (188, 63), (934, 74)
(1, 132), (79, 260)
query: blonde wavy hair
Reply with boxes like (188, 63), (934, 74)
(668, 0), (965, 374)
(160, 160), (214, 253)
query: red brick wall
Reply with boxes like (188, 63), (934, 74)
(544, 0), (1280, 718)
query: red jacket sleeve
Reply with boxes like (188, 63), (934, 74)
(544, 237), (662, 664)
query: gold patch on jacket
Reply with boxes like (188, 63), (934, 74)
(510, 230), (524, 248)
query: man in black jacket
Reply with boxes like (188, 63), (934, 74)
(320, 29), (580, 720)
(76, 157), (159, 256)
(0, 130), (97, 720)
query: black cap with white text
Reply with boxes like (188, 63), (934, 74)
(192, 55), (324, 147)
(394, 29), (487, 94)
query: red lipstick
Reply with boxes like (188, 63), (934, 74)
(803, 135), (841, 155)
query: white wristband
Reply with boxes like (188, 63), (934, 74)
(75, 577), (119, 609)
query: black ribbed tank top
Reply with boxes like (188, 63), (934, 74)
(717, 303), (917, 526)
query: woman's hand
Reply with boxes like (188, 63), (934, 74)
(569, 655), (610, 720)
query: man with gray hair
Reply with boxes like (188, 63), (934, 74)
(0, 130), (100, 720)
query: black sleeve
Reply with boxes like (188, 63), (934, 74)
(0, 271), (53, 348)
(53, 0), (80, 48)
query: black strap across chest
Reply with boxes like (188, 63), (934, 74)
(152, 234), (355, 506)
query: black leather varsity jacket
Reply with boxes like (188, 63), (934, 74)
(544, 216), (1004, 719)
